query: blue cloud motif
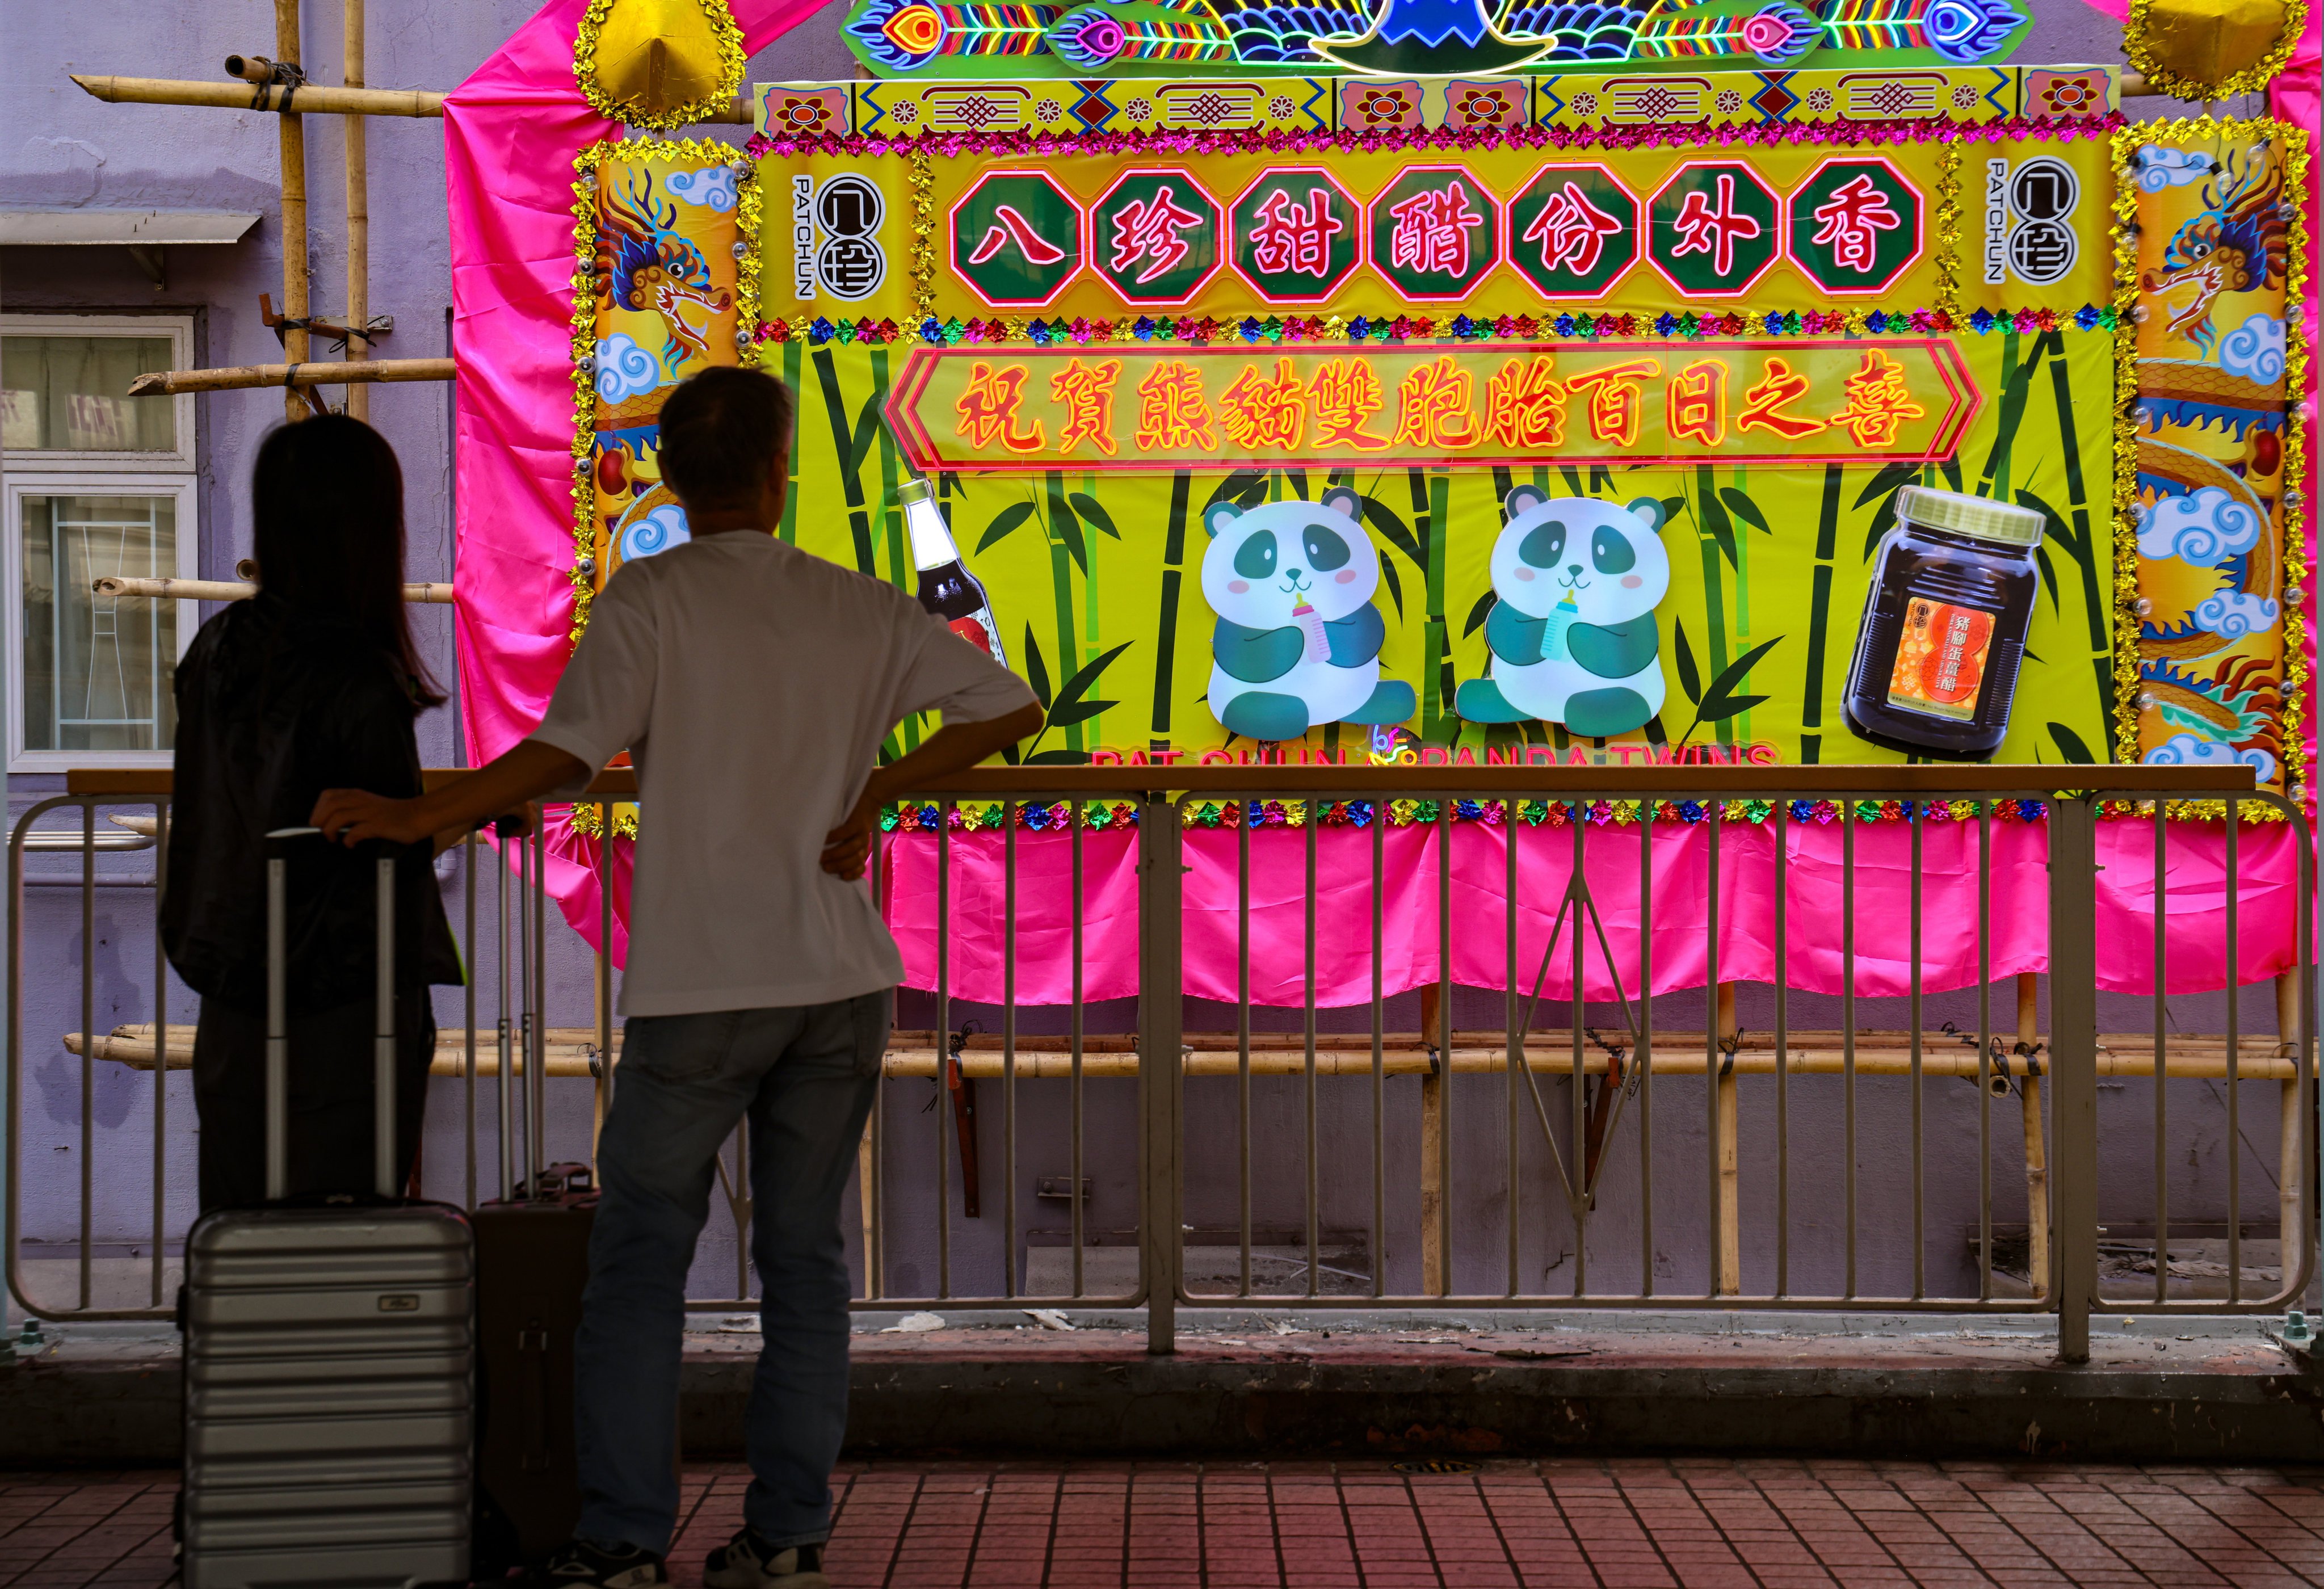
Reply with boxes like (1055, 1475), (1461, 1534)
(2217, 312), (2286, 386)
(2134, 486), (2264, 566)
(2192, 590), (2279, 639)
(664, 166), (737, 212)
(2144, 730), (2275, 786)
(2132, 146), (2217, 192)
(594, 333), (663, 406)
(620, 503), (691, 563)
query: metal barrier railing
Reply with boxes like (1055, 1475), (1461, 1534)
(5, 763), (2310, 1366)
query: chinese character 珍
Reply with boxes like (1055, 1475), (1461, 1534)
(1050, 358), (1124, 456)
(1248, 187), (1346, 280)
(955, 362), (1047, 453)
(1109, 184), (1207, 285)
(1520, 181), (1625, 278)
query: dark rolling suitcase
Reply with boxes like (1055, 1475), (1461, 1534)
(473, 1159), (598, 1572)
(180, 830), (475, 1589)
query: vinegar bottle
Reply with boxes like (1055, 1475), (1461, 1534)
(900, 478), (1007, 665)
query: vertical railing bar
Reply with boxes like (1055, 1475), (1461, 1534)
(2226, 797), (2239, 1304)
(1506, 797), (1519, 1300)
(936, 797), (952, 1301)
(1371, 801), (1385, 1302)
(597, 801), (613, 1169)
(1071, 800), (1085, 1300)
(1570, 813), (1586, 1300)
(531, 823), (547, 1191)
(1704, 802), (1720, 1302)
(463, 831), (476, 1213)
(1134, 790), (1186, 1351)
(1238, 807), (1251, 1298)
(497, 836), (511, 1201)
(1639, 800), (1654, 1300)
(2154, 797), (2168, 1309)
(1437, 800), (1453, 1298)
(1843, 806), (1857, 1300)
(1910, 802), (1925, 1302)
(1774, 794), (1789, 1300)
(1304, 808), (1318, 1300)
(1004, 805), (1018, 1302)
(1978, 802), (1993, 1304)
(80, 798), (94, 1310)
(150, 798), (168, 1306)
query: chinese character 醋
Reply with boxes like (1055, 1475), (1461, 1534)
(1389, 180), (1486, 278)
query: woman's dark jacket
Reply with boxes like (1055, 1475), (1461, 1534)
(161, 592), (462, 1015)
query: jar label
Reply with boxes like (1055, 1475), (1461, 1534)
(1887, 597), (1995, 721)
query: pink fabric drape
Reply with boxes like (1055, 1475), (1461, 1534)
(444, 0), (826, 944)
(885, 821), (2305, 1005)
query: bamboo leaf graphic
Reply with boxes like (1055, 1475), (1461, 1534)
(1069, 492), (1121, 540)
(1024, 749), (1090, 764)
(1378, 549), (1405, 619)
(2015, 486), (2079, 622)
(977, 500), (1037, 554)
(1048, 486), (1089, 577)
(1360, 496), (1424, 570)
(1696, 635), (1784, 722)
(849, 390), (885, 477)
(1024, 625), (1052, 710)
(1043, 697), (1120, 728)
(1855, 464), (1919, 511)
(1558, 465), (1586, 495)
(2033, 544), (2062, 619)
(1718, 486), (1771, 535)
(1699, 474), (1739, 570)
(1049, 641), (1133, 720)
(1589, 465), (1613, 496)
(1674, 620), (1704, 707)
(2049, 721), (2096, 763)
(1463, 588), (1497, 639)
(1693, 693), (1770, 724)
(1205, 470), (1268, 512)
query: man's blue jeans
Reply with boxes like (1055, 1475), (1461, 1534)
(574, 991), (886, 1556)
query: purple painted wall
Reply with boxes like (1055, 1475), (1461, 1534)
(0, 0), (2283, 1315)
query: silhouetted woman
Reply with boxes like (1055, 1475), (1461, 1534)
(163, 415), (462, 1210)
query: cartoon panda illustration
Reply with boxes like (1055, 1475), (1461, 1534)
(1455, 487), (1670, 738)
(1202, 485), (1418, 742)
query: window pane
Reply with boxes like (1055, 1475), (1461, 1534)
(22, 495), (178, 753)
(1, 336), (176, 453)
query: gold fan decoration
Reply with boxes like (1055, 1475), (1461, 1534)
(2125, 0), (2306, 99)
(575, 0), (746, 131)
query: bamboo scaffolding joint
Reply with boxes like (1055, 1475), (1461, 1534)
(128, 357), (453, 397)
(91, 576), (451, 604)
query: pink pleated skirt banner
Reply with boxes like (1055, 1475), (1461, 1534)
(881, 819), (2307, 1007)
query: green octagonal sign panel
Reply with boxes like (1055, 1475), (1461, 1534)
(1367, 166), (1501, 303)
(1508, 163), (1641, 300)
(1646, 161), (1780, 299)
(1229, 168), (1361, 306)
(1788, 157), (1924, 295)
(951, 170), (1083, 309)
(1092, 169), (1225, 307)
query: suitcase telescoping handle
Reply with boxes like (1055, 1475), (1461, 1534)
(262, 827), (402, 1201)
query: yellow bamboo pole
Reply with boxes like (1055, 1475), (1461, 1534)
(1716, 982), (1740, 1296)
(2018, 974), (2050, 1296)
(128, 357), (453, 396)
(72, 74), (446, 116)
(273, 2), (310, 424)
(91, 575), (451, 603)
(343, 0), (369, 422)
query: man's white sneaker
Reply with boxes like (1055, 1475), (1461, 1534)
(703, 1527), (829, 1589)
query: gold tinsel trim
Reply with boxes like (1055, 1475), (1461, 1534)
(2124, 0), (2309, 101)
(2108, 123), (2144, 771)
(573, 0), (746, 132)
(907, 149), (937, 325)
(736, 156), (764, 369)
(1933, 141), (1962, 323)
(568, 802), (642, 839)
(2278, 124), (2312, 810)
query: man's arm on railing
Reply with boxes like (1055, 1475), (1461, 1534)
(310, 739), (591, 847)
(820, 703), (1045, 881)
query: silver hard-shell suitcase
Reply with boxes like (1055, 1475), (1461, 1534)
(180, 830), (474, 1589)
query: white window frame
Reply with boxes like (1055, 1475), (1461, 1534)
(2, 313), (201, 771)
(2, 474), (200, 772)
(1, 313), (197, 473)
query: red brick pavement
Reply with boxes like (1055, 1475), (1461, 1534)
(3, 1459), (2321, 1588)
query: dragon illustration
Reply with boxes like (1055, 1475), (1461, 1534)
(2140, 141), (2289, 355)
(594, 170), (732, 376)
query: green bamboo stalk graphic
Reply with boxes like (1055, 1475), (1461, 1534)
(1149, 470), (1192, 750)
(1429, 470), (1452, 735)
(1976, 329), (2040, 505)
(1406, 468), (1441, 739)
(1798, 464), (1844, 764)
(2041, 334), (2112, 713)
(1692, 465), (1732, 747)
(1043, 471), (1083, 756)
(779, 340), (803, 544)
(809, 347), (877, 575)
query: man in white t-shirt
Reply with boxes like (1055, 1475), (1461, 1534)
(313, 367), (1040, 1589)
